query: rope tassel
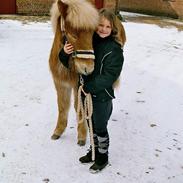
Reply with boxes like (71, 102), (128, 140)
(77, 85), (95, 161)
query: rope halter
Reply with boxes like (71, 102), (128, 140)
(72, 50), (95, 59)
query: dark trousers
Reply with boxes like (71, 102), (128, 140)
(91, 99), (113, 154)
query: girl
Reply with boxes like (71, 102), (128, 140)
(59, 8), (125, 173)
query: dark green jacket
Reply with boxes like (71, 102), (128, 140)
(58, 33), (124, 102)
(82, 33), (124, 102)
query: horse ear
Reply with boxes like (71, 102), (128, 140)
(57, 0), (68, 19)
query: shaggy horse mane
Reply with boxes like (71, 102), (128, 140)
(50, 0), (99, 33)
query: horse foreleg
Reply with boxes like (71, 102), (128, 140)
(74, 86), (87, 146)
(77, 122), (87, 146)
(51, 82), (72, 140)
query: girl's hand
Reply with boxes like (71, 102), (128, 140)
(64, 41), (74, 54)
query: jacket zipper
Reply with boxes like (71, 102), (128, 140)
(100, 51), (114, 99)
(100, 51), (112, 74)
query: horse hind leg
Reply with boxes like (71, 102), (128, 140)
(51, 83), (72, 140)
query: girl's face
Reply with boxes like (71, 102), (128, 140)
(96, 17), (112, 38)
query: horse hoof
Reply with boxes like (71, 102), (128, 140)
(77, 140), (86, 146)
(51, 134), (60, 140)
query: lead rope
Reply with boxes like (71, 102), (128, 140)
(77, 76), (95, 161)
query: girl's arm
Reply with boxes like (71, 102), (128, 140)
(58, 42), (74, 68)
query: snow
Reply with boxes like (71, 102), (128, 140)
(121, 11), (153, 17)
(0, 17), (183, 183)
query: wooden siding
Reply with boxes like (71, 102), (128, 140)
(119, 0), (179, 18)
(0, 0), (16, 14)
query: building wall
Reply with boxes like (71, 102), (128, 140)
(0, 0), (16, 14)
(119, 0), (178, 18)
(16, 0), (111, 15)
(16, 0), (116, 15)
(169, 0), (183, 19)
(15, 0), (183, 19)
(104, 0), (116, 10)
(16, 0), (54, 15)
(89, 0), (116, 9)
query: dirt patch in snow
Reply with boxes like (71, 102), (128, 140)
(0, 15), (49, 24)
(123, 15), (183, 31)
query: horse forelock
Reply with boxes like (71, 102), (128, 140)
(51, 0), (99, 33)
(64, 0), (99, 30)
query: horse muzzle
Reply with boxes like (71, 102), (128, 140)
(72, 49), (95, 75)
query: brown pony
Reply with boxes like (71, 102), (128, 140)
(49, 0), (99, 145)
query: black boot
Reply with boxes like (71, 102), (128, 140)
(79, 149), (93, 164)
(79, 148), (98, 164)
(79, 133), (99, 164)
(89, 152), (108, 173)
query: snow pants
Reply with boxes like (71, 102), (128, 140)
(91, 99), (113, 154)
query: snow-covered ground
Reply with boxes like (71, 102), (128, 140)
(0, 16), (183, 183)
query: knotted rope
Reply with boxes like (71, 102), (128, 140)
(77, 83), (95, 161)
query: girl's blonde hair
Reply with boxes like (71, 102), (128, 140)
(99, 8), (126, 47)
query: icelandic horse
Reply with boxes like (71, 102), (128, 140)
(49, 0), (126, 146)
(49, 0), (99, 146)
